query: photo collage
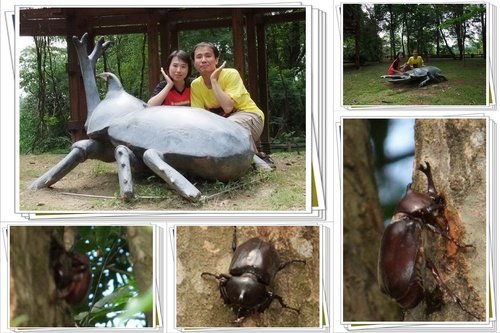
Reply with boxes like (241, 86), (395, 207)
(0, 1), (498, 333)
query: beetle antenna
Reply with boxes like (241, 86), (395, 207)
(271, 294), (300, 314)
(232, 226), (237, 253)
(278, 259), (306, 271)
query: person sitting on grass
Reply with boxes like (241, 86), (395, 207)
(388, 51), (406, 75)
(406, 49), (424, 69)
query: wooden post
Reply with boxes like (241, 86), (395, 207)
(147, 11), (159, 96)
(66, 11), (89, 142)
(256, 14), (270, 154)
(246, 11), (259, 101)
(231, 9), (245, 80)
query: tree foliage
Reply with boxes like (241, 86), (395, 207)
(9, 226), (152, 328)
(19, 15), (305, 154)
(344, 4), (485, 64)
(71, 226), (151, 327)
(19, 37), (71, 154)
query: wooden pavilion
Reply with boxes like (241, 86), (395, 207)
(19, 7), (305, 153)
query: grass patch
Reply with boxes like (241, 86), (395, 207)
(343, 58), (487, 106)
(20, 151), (306, 212)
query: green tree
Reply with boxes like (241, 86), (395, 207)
(9, 226), (153, 328)
(19, 36), (71, 153)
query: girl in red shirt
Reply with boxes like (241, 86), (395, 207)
(148, 50), (192, 106)
(388, 51), (406, 75)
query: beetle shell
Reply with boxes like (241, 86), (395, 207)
(224, 275), (269, 311)
(378, 218), (424, 309)
(395, 188), (434, 216)
(229, 237), (281, 285)
(64, 253), (92, 304)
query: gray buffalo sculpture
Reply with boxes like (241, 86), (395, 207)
(381, 66), (447, 87)
(28, 33), (265, 202)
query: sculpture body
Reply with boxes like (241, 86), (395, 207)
(381, 66), (448, 87)
(28, 33), (254, 202)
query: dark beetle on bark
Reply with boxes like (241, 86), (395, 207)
(201, 227), (306, 324)
(50, 238), (92, 305)
(378, 162), (482, 320)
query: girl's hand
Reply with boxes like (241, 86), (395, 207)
(210, 61), (226, 82)
(161, 67), (173, 86)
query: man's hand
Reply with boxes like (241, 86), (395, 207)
(211, 61), (227, 82)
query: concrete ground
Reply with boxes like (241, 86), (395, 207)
(176, 225), (320, 328)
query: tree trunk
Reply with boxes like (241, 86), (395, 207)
(10, 226), (75, 327)
(439, 27), (457, 59)
(343, 119), (400, 321)
(481, 10), (486, 59)
(126, 226), (153, 326)
(354, 7), (361, 69)
(409, 119), (486, 321)
(388, 5), (396, 58)
(435, 10), (441, 57)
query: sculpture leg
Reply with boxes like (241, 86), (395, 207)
(419, 76), (431, 87)
(114, 145), (139, 201)
(142, 149), (201, 202)
(28, 139), (105, 190)
(253, 154), (273, 171)
(437, 74), (448, 82)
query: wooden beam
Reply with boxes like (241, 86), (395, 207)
(176, 18), (231, 31)
(262, 10), (306, 24)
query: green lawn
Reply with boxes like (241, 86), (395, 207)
(343, 58), (487, 106)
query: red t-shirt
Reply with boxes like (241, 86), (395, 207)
(163, 87), (191, 106)
(388, 57), (401, 75)
(151, 79), (191, 106)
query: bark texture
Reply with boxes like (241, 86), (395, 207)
(343, 119), (400, 321)
(409, 118), (487, 321)
(10, 226), (75, 327)
(126, 226), (153, 326)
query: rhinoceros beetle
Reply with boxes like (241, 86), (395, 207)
(201, 227), (306, 323)
(50, 238), (92, 305)
(378, 162), (481, 320)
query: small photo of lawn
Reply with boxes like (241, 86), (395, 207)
(343, 4), (487, 106)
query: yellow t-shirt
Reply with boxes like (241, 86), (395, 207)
(190, 68), (265, 122)
(407, 56), (424, 68)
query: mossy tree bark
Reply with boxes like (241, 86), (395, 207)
(409, 118), (486, 321)
(343, 119), (400, 321)
(10, 226), (75, 327)
(126, 226), (153, 326)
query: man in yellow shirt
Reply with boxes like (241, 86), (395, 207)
(406, 49), (424, 69)
(191, 42), (275, 169)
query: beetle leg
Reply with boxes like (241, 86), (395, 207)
(200, 272), (230, 282)
(143, 149), (201, 201)
(28, 139), (110, 191)
(278, 259), (306, 271)
(426, 259), (482, 320)
(269, 293), (300, 314)
(115, 145), (139, 201)
(423, 223), (473, 249)
(233, 314), (246, 324)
